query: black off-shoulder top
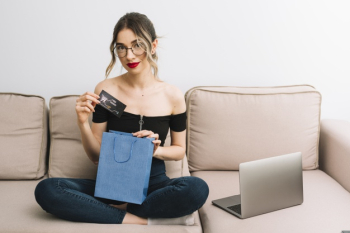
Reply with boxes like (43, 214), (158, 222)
(92, 104), (187, 185)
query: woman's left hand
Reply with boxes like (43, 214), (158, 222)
(132, 130), (161, 156)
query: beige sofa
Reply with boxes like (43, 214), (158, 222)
(0, 85), (349, 233)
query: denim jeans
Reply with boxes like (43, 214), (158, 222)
(34, 176), (209, 224)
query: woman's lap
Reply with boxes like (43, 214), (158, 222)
(34, 176), (209, 223)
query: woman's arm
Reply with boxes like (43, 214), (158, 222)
(154, 86), (187, 161)
(76, 83), (106, 165)
(132, 129), (186, 161)
(153, 130), (186, 161)
(78, 121), (106, 165)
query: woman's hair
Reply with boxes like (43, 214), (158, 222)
(105, 12), (160, 80)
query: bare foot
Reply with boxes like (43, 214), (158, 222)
(109, 203), (128, 210)
(109, 204), (147, 224)
(122, 212), (148, 225)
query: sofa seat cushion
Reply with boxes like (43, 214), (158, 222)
(192, 170), (350, 233)
(0, 178), (202, 233)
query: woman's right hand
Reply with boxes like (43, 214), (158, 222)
(75, 92), (100, 125)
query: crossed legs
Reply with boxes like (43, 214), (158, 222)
(35, 176), (209, 224)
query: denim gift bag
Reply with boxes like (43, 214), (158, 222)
(94, 130), (154, 204)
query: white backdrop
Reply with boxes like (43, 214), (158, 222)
(0, 0), (349, 121)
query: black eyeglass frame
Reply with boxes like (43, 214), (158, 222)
(113, 44), (146, 58)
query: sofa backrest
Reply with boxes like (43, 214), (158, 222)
(0, 93), (48, 179)
(48, 95), (97, 179)
(185, 85), (322, 172)
(1, 85), (321, 179)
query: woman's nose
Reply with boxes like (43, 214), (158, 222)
(126, 48), (135, 60)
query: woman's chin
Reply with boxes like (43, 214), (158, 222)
(124, 66), (147, 75)
(125, 69), (140, 75)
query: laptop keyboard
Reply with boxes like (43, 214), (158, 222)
(227, 204), (241, 215)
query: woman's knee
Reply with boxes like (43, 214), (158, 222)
(34, 178), (61, 212)
(183, 176), (209, 209)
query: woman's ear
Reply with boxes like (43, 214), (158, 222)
(152, 39), (158, 54)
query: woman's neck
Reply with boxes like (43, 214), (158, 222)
(123, 68), (156, 91)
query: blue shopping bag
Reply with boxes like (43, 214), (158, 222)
(94, 130), (154, 204)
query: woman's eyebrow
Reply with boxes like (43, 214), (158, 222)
(116, 39), (138, 45)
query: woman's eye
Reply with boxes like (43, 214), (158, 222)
(116, 45), (125, 50)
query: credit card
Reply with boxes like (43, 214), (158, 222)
(98, 90), (126, 118)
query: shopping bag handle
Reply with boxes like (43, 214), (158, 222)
(113, 137), (137, 163)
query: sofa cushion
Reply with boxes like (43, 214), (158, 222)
(48, 95), (190, 179)
(185, 85), (321, 171)
(0, 93), (48, 179)
(192, 170), (350, 233)
(48, 95), (97, 179)
(0, 178), (202, 233)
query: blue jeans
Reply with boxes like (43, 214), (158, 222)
(34, 176), (209, 224)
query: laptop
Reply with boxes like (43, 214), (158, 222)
(212, 152), (303, 219)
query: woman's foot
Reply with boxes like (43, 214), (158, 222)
(109, 203), (128, 210)
(122, 212), (148, 225)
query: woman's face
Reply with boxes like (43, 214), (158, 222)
(116, 28), (154, 75)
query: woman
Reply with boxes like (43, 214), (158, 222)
(35, 12), (209, 225)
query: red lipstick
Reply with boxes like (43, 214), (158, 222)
(127, 62), (140, 68)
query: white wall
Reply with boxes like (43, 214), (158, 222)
(0, 0), (349, 121)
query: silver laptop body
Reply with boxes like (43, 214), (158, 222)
(212, 152), (303, 219)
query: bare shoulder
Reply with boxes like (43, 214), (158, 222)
(94, 79), (106, 95)
(94, 76), (121, 96)
(163, 83), (186, 114)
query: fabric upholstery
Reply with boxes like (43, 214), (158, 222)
(192, 170), (350, 233)
(48, 95), (97, 179)
(319, 119), (350, 192)
(185, 85), (321, 171)
(0, 93), (48, 179)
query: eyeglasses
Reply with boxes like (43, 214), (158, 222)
(114, 43), (146, 58)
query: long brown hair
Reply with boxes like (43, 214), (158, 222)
(105, 12), (160, 80)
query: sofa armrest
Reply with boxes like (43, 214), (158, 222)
(319, 119), (350, 193)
